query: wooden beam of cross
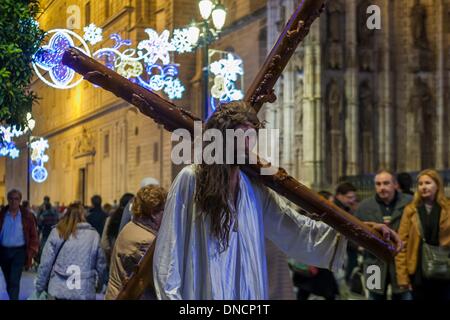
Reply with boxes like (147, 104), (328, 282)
(62, 0), (395, 300)
(244, 0), (325, 112)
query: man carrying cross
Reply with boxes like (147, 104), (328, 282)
(62, 0), (403, 300)
(152, 101), (402, 300)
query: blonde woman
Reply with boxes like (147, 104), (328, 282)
(396, 169), (450, 300)
(105, 185), (167, 300)
(35, 203), (107, 300)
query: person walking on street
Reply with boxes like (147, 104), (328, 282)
(355, 170), (413, 300)
(0, 189), (39, 300)
(35, 202), (106, 300)
(86, 195), (107, 236)
(101, 193), (134, 268)
(37, 202), (59, 263)
(396, 169), (450, 300)
(106, 186), (167, 300)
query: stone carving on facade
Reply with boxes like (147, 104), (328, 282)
(292, 48), (304, 73)
(359, 80), (375, 173)
(73, 127), (96, 158)
(357, 0), (375, 72)
(327, 79), (342, 130)
(410, 0), (434, 71)
(294, 77), (304, 141)
(411, 0), (429, 49)
(409, 77), (435, 168)
(359, 80), (374, 130)
(325, 79), (344, 183)
(326, 1), (344, 70)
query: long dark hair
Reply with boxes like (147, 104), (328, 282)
(195, 101), (261, 251)
(106, 193), (134, 240)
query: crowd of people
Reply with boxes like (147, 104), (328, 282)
(290, 168), (450, 301)
(0, 103), (448, 301)
(0, 178), (165, 300)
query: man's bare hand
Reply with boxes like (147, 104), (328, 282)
(364, 222), (403, 253)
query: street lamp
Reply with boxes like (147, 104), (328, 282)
(188, 0), (227, 118)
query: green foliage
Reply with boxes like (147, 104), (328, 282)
(0, 0), (45, 130)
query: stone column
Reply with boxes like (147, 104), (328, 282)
(264, 0), (282, 131)
(302, 21), (325, 188)
(403, 0), (418, 171)
(280, 0), (296, 174)
(378, 0), (394, 169)
(435, 0), (445, 169)
(344, 0), (359, 175)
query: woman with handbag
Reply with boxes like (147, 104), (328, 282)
(395, 169), (450, 300)
(34, 202), (107, 300)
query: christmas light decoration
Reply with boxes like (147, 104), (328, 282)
(30, 137), (49, 183)
(209, 52), (244, 112)
(164, 78), (185, 100)
(138, 29), (175, 65)
(33, 27), (187, 100)
(83, 23), (103, 45)
(33, 29), (90, 89)
(210, 53), (243, 81)
(171, 28), (194, 53)
(0, 113), (36, 159)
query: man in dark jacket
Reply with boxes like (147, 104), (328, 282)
(0, 189), (39, 300)
(355, 170), (413, 300)
(86, 195), (107, 236)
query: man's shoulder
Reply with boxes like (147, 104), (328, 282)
(178, 164), (196, 177)
(358, 197), (378, 209)
(173, 165), (197, 185)
(355, 197), (379, 218)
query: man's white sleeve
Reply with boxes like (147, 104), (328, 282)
(262, 188), (347, 272)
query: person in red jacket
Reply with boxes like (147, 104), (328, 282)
(0, 189), (39, 300)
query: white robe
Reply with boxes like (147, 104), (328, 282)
(153, 165), (347, 300)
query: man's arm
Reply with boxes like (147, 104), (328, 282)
(261, 188), (347, 272)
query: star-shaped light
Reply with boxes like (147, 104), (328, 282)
(138, 29), (175, 65)
(210, 53), (243, 81)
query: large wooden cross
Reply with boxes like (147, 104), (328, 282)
(62, 0), (395, 298)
